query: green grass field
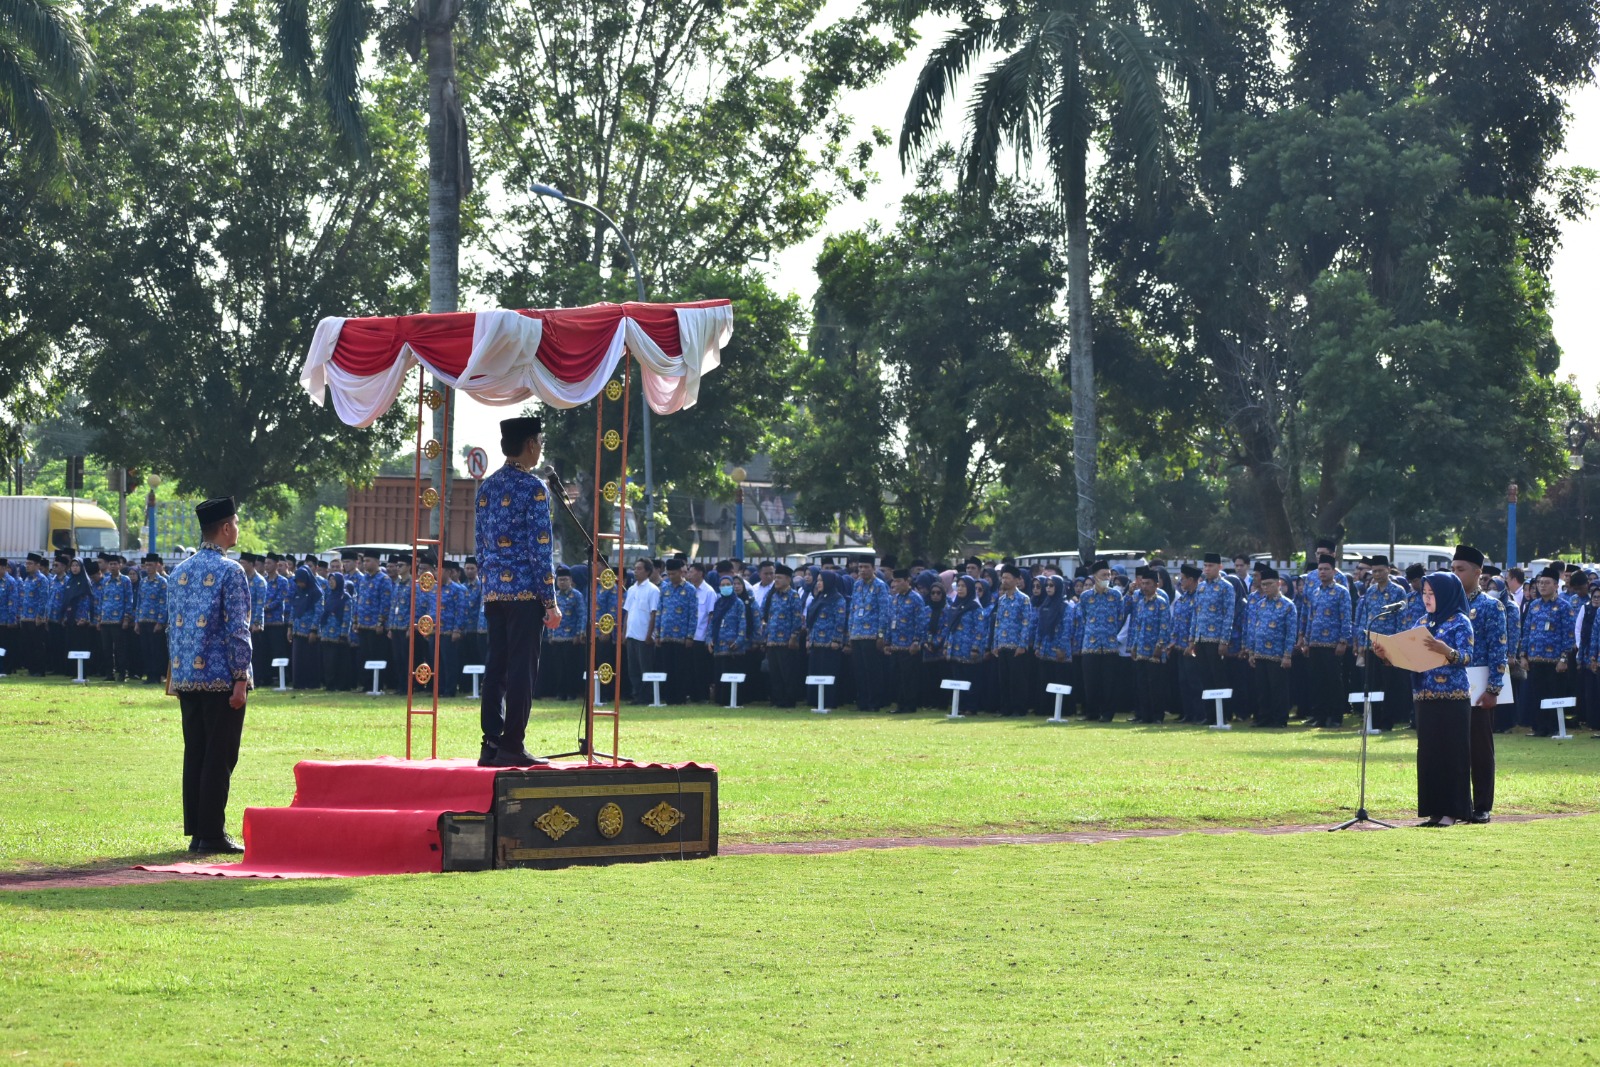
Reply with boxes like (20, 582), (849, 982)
(2, 677), (1598, 1064)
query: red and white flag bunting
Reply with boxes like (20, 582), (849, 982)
(300, 299), (733, 427)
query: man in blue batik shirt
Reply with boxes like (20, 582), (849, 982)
(884, 568), (929, 714)
(476, 416), (561, 767)
(1450, 545), (1507, 823)
(848, 558), (890, 711)
(166, 497), (252, 855)
(1191, 553), (1236, 695)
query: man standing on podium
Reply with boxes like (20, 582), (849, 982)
(477, 416), (562, 767)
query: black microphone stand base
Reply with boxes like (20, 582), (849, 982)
(1329, 810), (1396, 831)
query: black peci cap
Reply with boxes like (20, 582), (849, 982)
(195, 496), (237, 526)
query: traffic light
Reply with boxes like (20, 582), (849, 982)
(65, 455), (84, 492)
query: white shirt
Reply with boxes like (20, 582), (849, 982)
(690, 578), (718, 641)
(623, 580), (659, 641)
(750, 579), (775, 610)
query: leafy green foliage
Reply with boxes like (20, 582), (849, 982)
(777, 163), (1066, 560)
(26, 0), (429, 512)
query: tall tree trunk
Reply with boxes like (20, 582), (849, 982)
(1066, 146), (1097, 563)
(425, 17), (463, 542)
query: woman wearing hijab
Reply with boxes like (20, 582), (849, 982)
(318, 571), (352, 691)
(1033, 575), (1075, 714)
(944, 575), (990, 708)
(62, 558), (96, 660)
(1375, 571), (1474, 826)
(805, 571), (849, 708)
(709, 574), (757, 705)
(918, 575), (950, 708)
(290, 564), (323, 690)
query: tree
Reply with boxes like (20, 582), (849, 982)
(776, 163), (1066, 561)
(898, 0), (1216, 563)
(468, 0), (907, 545)
(0, 0), (93, 164)
(1153, 93), (1577, 555)
(33, 0), (427, 508)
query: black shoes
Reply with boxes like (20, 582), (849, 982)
(1470, 811), (1491, 824)
(485, 749), (549, 768)
(189, 836), (244, 854)
(477, 742), (497, 767)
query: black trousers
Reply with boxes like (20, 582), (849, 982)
(438, 634), (461, 697)
(714, 652), (748, 705)
(1307, 646), (1344, 725)
(481, 600), (545, 752)
(1253, 659), (1291, 726)
(291, 635), (321, 689)
(1416, 698), (1472, 821)
(178, 689), (246, 839)
(1193, 641), (1227, 694)
(321, 639), (348, 692)
(353, 630), (385, 690)
(1525, 660), (1569, 736)
(26, 623), (48, 675)
(99, 624), (129, 680)
(1133, 658), (1166, 722)
(850, 638), (884, 710)
(807, 646), (843, 708)
(887, 648), (921, 711)
(994, 649), (1030, 716)
(768, 643), (804, 707)
(1080, 652), (1117, 720)
(1469, 703), (1495, 814)
(654, 640), (688, 703)
(623, 637), (653, 705)
(138, 622), (167, 684)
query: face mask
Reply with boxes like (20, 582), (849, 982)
(1094, 578), (1109, 592)
(719, 586), (733, 597)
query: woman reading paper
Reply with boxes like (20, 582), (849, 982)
(1374, 572), (1475, 826)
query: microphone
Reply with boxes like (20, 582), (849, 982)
(1374, 600), (1406, 617)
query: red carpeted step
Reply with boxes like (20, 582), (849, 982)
(290, 757), (500, 813)
(241, 806), (448, 876)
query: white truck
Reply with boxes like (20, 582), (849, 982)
(0, 496), (122, 558)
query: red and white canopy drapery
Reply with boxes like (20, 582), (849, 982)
(299, 299), (733, 427)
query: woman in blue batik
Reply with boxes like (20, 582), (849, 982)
(917, 574), (949, 708)
(318, 571), (351, 692)
(290, 564), (322, 690)
(943, 575), (989, 708)
(1376, 570), (1473, 826)
(805, 570), (849, 707)
(710, 574), (758, 705)
(1033, 575), (1075, 714)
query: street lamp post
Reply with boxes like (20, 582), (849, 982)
(731, 467), (747, 562)
(531, 182), (657, 555)
(1568, 420), (1590, 562)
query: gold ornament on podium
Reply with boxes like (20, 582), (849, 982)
(641, 802), (684, 836)
(422, 388), (444, 410)
(535, 805), (579, 841)
(597, 663), (615, 685)
(598, 613), (616, 635)
(421, 487), (439, 509)
(413, 662), (433, 686)
(600, 568), (617, 590)
(597, 803), (623, 839)
(605, 380), (624, 402)
(416, 615), (435, 636)
(418, 571), (437, 593)
(603, 481), (619, 504)
(603, 430), (621, 451)
(423, 439), (442, 460)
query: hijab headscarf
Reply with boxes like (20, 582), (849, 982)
(712, 574), (739, 627)
(939, 569), (957, 597)
(62, 560), (91, 614)
(925, 579), (947, 635)
(951, 574), (981, 618)
(805, 569), (844, 626)
(1421, 571), (1468, 626)
(1037, 575), (1067, 639)
(323, 571), (350, 622)
(293, 564), (321, 616)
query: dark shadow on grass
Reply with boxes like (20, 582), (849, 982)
(2, 879), (357, 910)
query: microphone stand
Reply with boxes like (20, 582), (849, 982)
(1331, 604), (1402, 831)
(537, 467), (630, 764)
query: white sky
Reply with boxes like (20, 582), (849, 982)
(452, 31), (1600, 467)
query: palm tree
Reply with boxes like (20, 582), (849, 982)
(276, 0), (486, 529)
(1, 0), (94, 165)
(899, 0), (1210, 561)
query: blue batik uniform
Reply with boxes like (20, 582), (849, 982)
(1075, 587), (1123, 654)
(1169, 592), (1194, 654)
(848, 576), (890, 641)
(462, 574), (483, 636)
(474, 462), (557, 604)
(806, 596), (848, 648)
(1403, 589), (1427, 629)
(942, 605), (990, 663)
(317, 581), (349, 638)
(95, 571), (133, 626)
(0, 571), (18, 625)
(441, 579), (471, 636)
(1245, 595), (1297, 659)
(886, 590), (929, 650)
(1127, 591), (1170, 660)
(20, 570), (46, 624)
(166, 543), (253, 691)
(289, 571), (321, 638)
(1354, 578), (1409, 651)
(656, 581), (700, 642)
(247, 573), (268, 630)
(762, 588), (806, 647)
(353, 572), (392, 632)
(136, 573), (168, 625)
(990, 589), (1035, 651)
(1465, 591), (1508, 694)
(1191, 578), (1234, 647)
(47, 573), (66, 623)
(1301, 580), (1353, 647)
(551, 587), (586, 640)
(1503, 596), (1521, 661)
(1523, 596), (1576, 663)
(263, 573), (286, 626)
(1411, 614), (1473, 701)
(388, 579), (414, 631)
(710, 598), (755, 654)
(1034, 599), (1076, 660)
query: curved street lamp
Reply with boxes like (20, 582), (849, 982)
(532, 182), (656, 554)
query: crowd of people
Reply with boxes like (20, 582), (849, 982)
(5, 526), (1596, 827)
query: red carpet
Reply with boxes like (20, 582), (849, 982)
(138, 756), (713, 879)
